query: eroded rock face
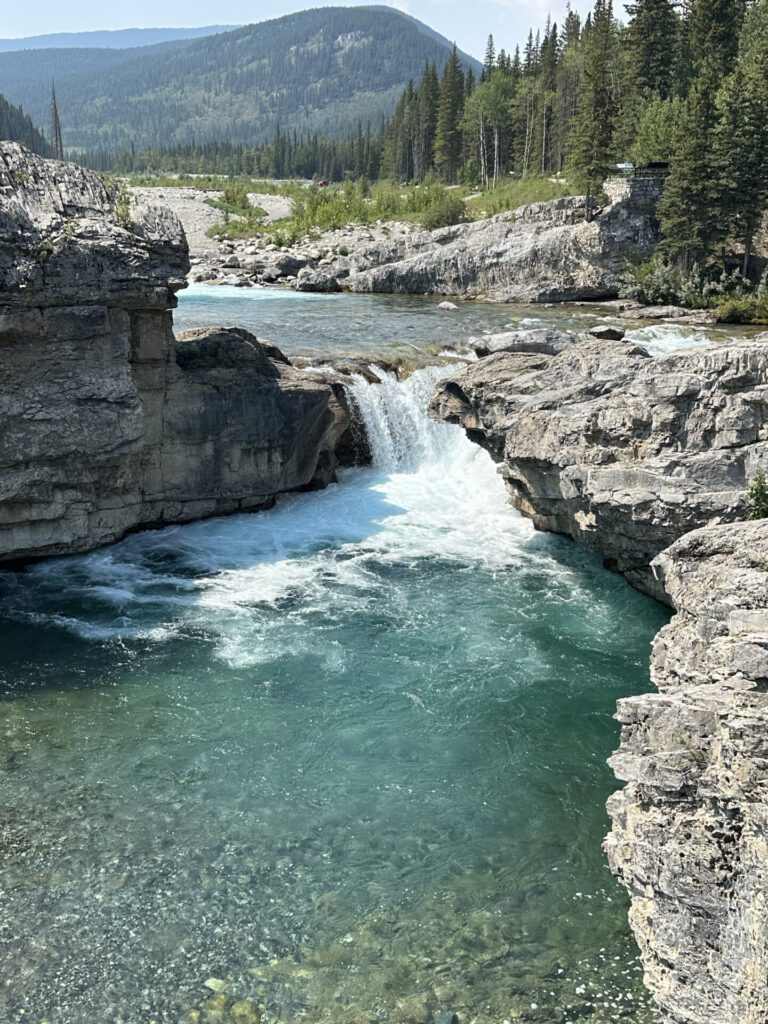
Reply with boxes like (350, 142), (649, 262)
(430, 337), (768, 597)
(298, 195), (659, 301)
(607, 521), (768, 1024)
(0, 145), (351, 563)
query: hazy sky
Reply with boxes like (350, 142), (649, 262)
(3, 1), (598, 59)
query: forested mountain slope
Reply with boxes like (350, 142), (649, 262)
(0, 93), (49, 155)
(0, 26), (236, 51)
(0, 7), (479, 154)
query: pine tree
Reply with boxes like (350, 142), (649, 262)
(658, 59), (720, 270)
(569, 0), (616, 219)
(434, 45), (466, 182)
(50, 83), (64, 161)
(712, 0), (768, 276)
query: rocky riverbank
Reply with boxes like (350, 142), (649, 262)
(0, 145), (354, 564)
(606, 520), (768, 1024)
(431, 333), (768, 1024)
(297, 192), (660, 301)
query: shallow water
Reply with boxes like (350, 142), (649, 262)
(174, 283), (750, 361)
(0, 363), (669, 1024)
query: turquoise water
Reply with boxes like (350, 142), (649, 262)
(174, 283), (733, 362)
(0, 364), (668, 1024)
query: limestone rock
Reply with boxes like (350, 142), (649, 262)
(298, 194), (660, 301)
(588, 324), (625, 341)
(606, 520), (768, 1024)
(430, 337), (768, 597)
(0, 145), (353, 563)
(469, 328), (578, 358)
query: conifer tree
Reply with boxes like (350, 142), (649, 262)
(569, 0), (616, 219)
(625, 0), (679, 97)
(50, 83), (64, 161)
(483, 35), (496, 81)
(658, 59), (720, 269)
(712, 0), (768, 276)
(434, 45), (465, 182)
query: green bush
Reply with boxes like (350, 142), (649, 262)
(620, 257), (756, 311)
(747, 471), (768, 519)
(420, 190), (468, 230)
(716, 296), (768, 324)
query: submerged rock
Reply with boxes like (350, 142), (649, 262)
(607, 520), (768, 1024)
(430, 336), (768, 598)
(298, 194), (660, 302)
(0, 145), (353, 564)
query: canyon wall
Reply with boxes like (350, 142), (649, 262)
(430, 335), (768, 599)
(606, 520), (768, 1024)
(0, 144), (351, 563)
(431, 335), (768, 1023)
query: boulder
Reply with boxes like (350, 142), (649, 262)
(469, 328), (578, 357)
(588, 323), (625, 341)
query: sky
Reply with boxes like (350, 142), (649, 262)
(2, 1), (598, 60)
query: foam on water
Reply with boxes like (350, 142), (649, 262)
(3, 367), (569, 661)
(624, 322), (718, 354)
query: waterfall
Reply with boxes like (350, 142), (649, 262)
(345, 365), (458, 472)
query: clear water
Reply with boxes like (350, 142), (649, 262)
(174, 283), (749, 361)
(0, 363), (669, 1024)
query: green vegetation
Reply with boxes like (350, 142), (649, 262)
(465, 177), (575, 217)
(0, 91), (49, 155)
(206, 179), (472, 243)
(0, 8), (478, 156)
(747, 471), (768, 520)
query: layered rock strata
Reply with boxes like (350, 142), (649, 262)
(431, 334), (768, 1023)
(0, 144), (351, 563)
(430, 336), (768, 598)
(298, 194), (660, 301)
(607, 521), (768, 1024)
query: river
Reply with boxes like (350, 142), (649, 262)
(0, 288), (693, 1024)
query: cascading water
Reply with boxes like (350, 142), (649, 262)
(0, 365), (668, 1024)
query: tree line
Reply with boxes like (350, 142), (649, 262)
(91, 0), (768, 282)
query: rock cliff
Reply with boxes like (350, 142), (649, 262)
(0, 144), (351, 563)
(431, 335), (768, 1023)
(607, 521), (768, 1024)
(430, 336), (768, 598)
(298, 193), (660, 301)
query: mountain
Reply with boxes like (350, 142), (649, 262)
(0, 27), (238, 51)
(0, 7), (481, 157)
(0, 93), (49, 155)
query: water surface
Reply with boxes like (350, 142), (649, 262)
(0, 366), (668, 1024)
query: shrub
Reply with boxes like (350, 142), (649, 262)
(420, 190), (468, 231)
(747, 471), (768, 519)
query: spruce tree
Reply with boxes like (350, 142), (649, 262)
(658, 59), (720, 270)
(569, 0), (616, 220)
(712, 0), (768, 276)
(483, 35), (496, 81)
(434, 45), (466, 182)
(625, 0), (679, 98)
(689, 0), (746, 79)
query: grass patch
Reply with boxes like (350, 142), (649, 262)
(465, 176), (575, 217)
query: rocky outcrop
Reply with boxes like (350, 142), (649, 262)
(0, 144), (352, 563)
(298, 194), (660, 301)
(606, 520), (768, 1024)
(431, 333), (768, 1022)
(429, 336), (768, 598)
